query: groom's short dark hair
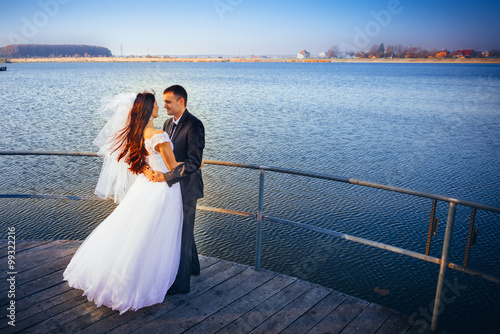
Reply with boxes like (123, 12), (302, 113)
(164, 85), (188, 107)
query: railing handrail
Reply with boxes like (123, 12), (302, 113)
(206, 160), (500, 214)
(0, 150), (99, 157)
(1, 151), (499, 214)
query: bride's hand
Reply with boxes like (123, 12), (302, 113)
(144, 167), (165, 183)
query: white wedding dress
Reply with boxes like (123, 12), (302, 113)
(63, 132), (183, 314)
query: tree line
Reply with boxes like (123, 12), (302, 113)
(0, 44), (112, 58)
(328, 43), (500, 58)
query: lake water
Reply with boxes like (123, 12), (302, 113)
(1, 62), (499, 333)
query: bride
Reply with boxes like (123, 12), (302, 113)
(63, 92), (185, 314)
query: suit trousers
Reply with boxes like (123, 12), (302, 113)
(170, 198), (200, 292)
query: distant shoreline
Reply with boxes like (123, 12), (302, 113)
(6, 57), (500, 64)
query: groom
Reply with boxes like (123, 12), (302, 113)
(146, 85), (205, 295)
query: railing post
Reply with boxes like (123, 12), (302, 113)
(431, 202), (457, 332)
(255, 169), (265, 270)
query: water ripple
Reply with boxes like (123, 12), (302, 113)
(1, 62), (499, 333)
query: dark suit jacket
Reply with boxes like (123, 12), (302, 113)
(163, 109), (204, 202)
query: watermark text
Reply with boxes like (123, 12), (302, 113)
(6, 226), (17, 327)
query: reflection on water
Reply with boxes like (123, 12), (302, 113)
(1, 62), (499, 333)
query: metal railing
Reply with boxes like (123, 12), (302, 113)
(1, 150), (499, 331)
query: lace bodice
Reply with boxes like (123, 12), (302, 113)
(145, 132), (172, 173)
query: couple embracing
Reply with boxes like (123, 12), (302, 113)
(63, 85), (204, 314)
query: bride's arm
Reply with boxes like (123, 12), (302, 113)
(157, 142), (182, 172)
(144, 142), (182, 183)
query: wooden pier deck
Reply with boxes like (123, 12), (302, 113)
(0, 239), (435, 333)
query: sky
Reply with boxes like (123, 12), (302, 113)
(1, 0), (499, 56)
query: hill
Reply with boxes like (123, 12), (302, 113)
(0, 44), (112, 58)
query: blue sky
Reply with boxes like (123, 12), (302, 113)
(1, 0), (499, 56)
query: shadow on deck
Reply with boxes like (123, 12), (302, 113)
(0, 240), (439, 333)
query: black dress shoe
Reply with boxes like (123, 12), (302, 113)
(191, 270), (200, 276)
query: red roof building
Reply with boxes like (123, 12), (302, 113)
(452, 49), (476, 58)
(297, 49), (310, 59)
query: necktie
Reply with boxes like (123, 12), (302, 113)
(170, 123), (177, 137)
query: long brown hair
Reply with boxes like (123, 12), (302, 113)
(111, 92), (155, 174)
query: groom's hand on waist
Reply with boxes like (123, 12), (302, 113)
(163, 163), (185, 187)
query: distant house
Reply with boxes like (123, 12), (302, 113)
(319, 51), (327, 58)
(297, 50), (310, 59)
(452, 49), (476, 58)
(436, 50), (448, 58)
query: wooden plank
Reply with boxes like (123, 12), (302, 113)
(1, 269), (66, 303)
(106, 261), (245, 334)
(308, 296), (370, 334)
(0, 252), (74, 308)
(15, 288), (84, 323)
(250, 283), (332, 333)
(375, 311), (412, 334)
(0, 240), (28, 251)
(217, 278), (313, 333)
(15, 239), (59, 252)
(14, 244), (77, 273)
(0, 240), (79, 281)
(74, 299), (156, 334)
(134, 266), (277, 334)
(4, 291), (89, 333)
(18, 299), (99, 333)
(0, 240), (65, 258)
(184, 274), (296, 334)
(2, 253), (73, 289)
(280, 290), (349, 334)
(341, 302), (395, 334)
(7, 277), (74, 314)
(0, 242), (75, 302)
(0, 240), (42, 255)
(0, 239), (45, 249)
(0, 281), (78, 331)
(51, 305), (116, 334)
